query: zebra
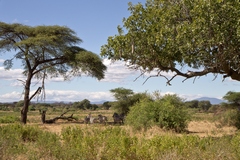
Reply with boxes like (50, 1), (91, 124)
(98, 114), (108, 124)
(84, 113), (98, 124)
(84, 113), (91, 124)
(112, 112), (125, 125)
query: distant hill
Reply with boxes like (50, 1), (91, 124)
(194, 97), (225, 105)
(91, 100), (108, 104)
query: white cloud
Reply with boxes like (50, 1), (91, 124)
(33, 90), (114, 103)
(0, 66), (72, 87)
(0, 90), (114, 103)
(0, 58), (174, 86)
(101, 59), (174, 83)
(101, 59), (139, 83)
(178, 93), (204, 101)
(0, 88), (221, 103)
(150, 91), (202, 101)
(0, 91), (23, 102)
(0, 67), (24, 80)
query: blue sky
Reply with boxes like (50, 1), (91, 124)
(0, 0), (239, 103)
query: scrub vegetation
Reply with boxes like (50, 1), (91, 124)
(0, 91), (240, 159)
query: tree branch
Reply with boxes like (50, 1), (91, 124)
(29, 87), (42, 101)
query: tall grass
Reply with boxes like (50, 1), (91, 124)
(0, 124), (240, 160)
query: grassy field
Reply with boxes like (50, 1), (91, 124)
(0, 109), (239, 159)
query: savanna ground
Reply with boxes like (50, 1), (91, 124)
(35, 110), (236, 138)
(1, 109), (240, 160)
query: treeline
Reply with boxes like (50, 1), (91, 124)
(0, 98), (214, 112)
(0, 99), (114, 112)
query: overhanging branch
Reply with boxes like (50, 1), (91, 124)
(135, 65), (222, 85)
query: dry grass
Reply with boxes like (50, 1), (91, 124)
(36, 120), (237, 139)
(4, 110), (238, 138)
(187, 121), (236, 137)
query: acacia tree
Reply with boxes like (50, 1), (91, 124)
(223, 91), (240, 106)
(101, 0), (240, 84)
(110, 87), (150, 114)
(0, 22), (106, 124)
(110, 87), (134, 114)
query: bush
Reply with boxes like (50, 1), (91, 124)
(0, 116), (20, 123)
(217, 109), (240, 129)
(125, 99), (157, 131)
(126, 94), (190, 132)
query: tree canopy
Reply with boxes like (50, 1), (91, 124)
(101, 0), (240, 84)
(110, 87), (134, 101)
(110, 87), (150, 114)
(0, 22), (106, 123)
(223, 91), (240, 106)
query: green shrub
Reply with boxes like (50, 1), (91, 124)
(126, 94), (190, 132)
(125, 99), (157, 131)
(0, 124), (240, 159)
(217, 109), (240, 129)
(0, 115), (20, 123)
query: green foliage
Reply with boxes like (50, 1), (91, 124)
(0, 124), (240, 159)
(110, 87), (134, 101)
(0, 115), (20, 123)
(110, 88), (151, 114)
(223, 91), (240, 106)
(28, 105), (36, 111)
(125, 99), (157, 131)
(198, 101), (212, 111)
(101, 0), (240, 83)
(15, 100), (24, 108)
(157, 94), (190, 132)
(185, 100), (199, 108)
(0, 124), (63, 159)
(102, 101), (111, 110)
(72, 99), (98, 110)
(185, 100), (212, 112)
(216, 109), (240, 129)
(126, 94), (190, 132)
(0, 22), (106, 124)
(0, 106), (10, 111)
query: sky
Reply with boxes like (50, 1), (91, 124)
(0, 0), (239, 103)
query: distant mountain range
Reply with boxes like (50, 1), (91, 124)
(194, 97), (225, 105)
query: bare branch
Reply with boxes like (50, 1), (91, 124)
(17, 79), (26, 87)
(29, 87), (42, 101)
(133, 71), (145, 82)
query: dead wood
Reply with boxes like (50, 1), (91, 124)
(40, 110), (77, 124)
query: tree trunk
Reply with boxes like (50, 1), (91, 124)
(41, 110), (46, 123)
(21, 73), (32, 124)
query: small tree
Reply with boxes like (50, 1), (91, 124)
(79, 99), (92, 110)
(0, 22), (106, 124)
(110, 87), (134, 114)
(185, 100), (199, 109)
(102, 101), (111, 110)
(198, 101), (211, 112)
(223, 91), (240, 107)
(222, 91), (240, 129)
(110, 87), (134, 101)
(126, 94), (190, 132)
(110, 87), (150, 114)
